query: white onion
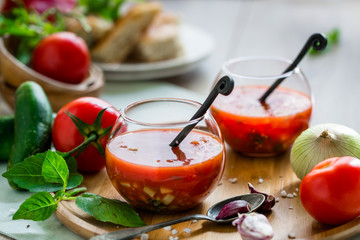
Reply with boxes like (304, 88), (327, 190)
(290, 123), (360, 179)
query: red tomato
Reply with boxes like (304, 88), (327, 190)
(31, 32), (90, 84)
(52, 97), (123, 173)
(1, 0), (76, 13)
(300, 156), (360, 225)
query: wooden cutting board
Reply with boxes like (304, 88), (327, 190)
(55, 148), (360, 240)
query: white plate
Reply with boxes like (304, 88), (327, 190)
(95, 24), (215, 81)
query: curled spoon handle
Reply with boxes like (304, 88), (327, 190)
(89, 214), (211, 240)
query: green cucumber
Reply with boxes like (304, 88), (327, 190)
(7, 81), (53, 190)
(0, 115), (15, 162)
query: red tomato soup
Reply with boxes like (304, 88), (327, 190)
(211, 86), (312, 156)
(105, 129), (225, 212)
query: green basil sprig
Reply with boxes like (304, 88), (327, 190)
(2, 151), (146, 227)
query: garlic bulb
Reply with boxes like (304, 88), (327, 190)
(290, 123), (360, 179)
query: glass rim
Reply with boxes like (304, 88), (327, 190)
(222, 56), (297, 80)
(121, 97), (205, 127)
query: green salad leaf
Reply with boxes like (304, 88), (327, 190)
(78, 0), (125, 20)
(0, 7), (64, 64)
(76, 193), (146, 227)
(78, 0), (143, 21)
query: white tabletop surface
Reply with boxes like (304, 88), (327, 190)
(1, 0), (360, 239)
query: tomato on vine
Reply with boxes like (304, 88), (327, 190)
(52, 97), (125, 173)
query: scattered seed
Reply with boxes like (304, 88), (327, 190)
(258, 177), (264, 183)
(295, 188), (299, 192)
(164, 226), (172, 231)
(289, 206), (293, 210)
(174, 237), (179, 240)
(293, 192), (297, 197)
(288, 232), (296, 239)
(287, 193), (294, 199)
(229, 177), (238, 183)
(192, 220), (198, 223)
(141, 233), (149, 240)
(275, 198), (280, 202)
(280, 190), (287, 197)
(172, 229), (178, 235)
(116, 226), (120, 229)
(183, 228), (192, 234)
(169, 236), (174, 240)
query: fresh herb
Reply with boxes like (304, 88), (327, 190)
(3, 151), (145, 226)
(77, 193), (146, 227)
(0, 7), (64, 64)
(309, 28), (340, 55)
(2, 152), (82, 192)
(78, 0), (141, 21)
(13, 192), (58, 221)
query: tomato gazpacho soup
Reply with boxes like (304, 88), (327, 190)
(105, 128), (225, 212)
(211, 85), (312, 156)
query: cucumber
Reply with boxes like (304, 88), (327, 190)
(7, 81), (53, 190)
(0, 115), (15, 162)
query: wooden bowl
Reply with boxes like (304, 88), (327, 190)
(0, 37), (105, 111)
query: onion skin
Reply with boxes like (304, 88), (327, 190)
(248, 183), (276, 212)
(216, 200), (251, 220)
(290, 123), (360, 179)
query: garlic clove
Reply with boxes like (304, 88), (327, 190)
(232, 212), (274, 240)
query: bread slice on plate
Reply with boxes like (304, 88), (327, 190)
(128, 12), (183, 62)
(65, 15), (114, 45)
(91, 2), (162, 63)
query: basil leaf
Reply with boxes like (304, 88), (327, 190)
(42, 151), (69, 186)
(61, 153), (83, 189)
(2, 152), (61, 192)
(76, 193), (146, 227)
(2, 151), (83, 192)
(13, 192), (58, 221)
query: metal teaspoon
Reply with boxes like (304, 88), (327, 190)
(89, 193), (265, 240)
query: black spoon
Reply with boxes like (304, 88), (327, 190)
(89, 193), (265, 240)
(259, 33), (327, 103)
(169, 75), (234, 147)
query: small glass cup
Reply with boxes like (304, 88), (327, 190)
(105, 98), (226, 212)
(210, 56), (313, 157)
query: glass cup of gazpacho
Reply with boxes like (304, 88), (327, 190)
(210, 57), (313, 157)
(105, 98), (226, 212)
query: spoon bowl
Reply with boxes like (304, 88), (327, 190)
(206, 193), (265, 223)
(89, 193), (265, 240)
